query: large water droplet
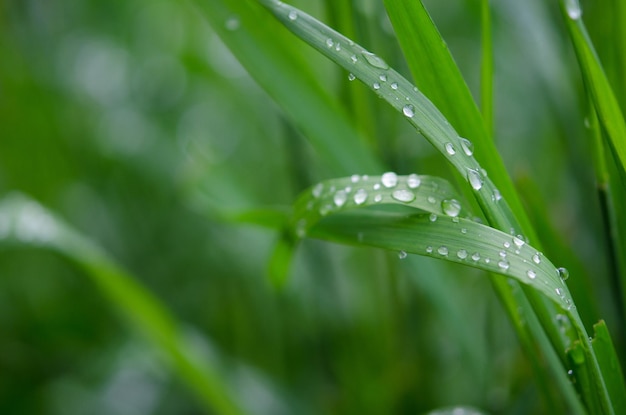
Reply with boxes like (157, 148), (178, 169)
(361, 51), (389, 69)
(392, 189), (415, 203)
(565, 0), (582, 19)
(558, 267), (570, 281)
(333, 190), (347, 207)
(445, 143), (456, 155)
(527, 269), (537, 279)
(466, 168), (484, 190)
(457, 249), (468, 259)
(402, 104), (415, 118)
(354, 189), (368, 205)
(288, 10), (298, 20)
(381, 172), (398, 188)
(407, 174), (421, 188)
(437, 246), (449, 256)
(441, 199), (461, 217)
(460, 137), (474, 156)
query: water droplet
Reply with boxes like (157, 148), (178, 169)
(312, 183), (323, 198)
(452, 217), (459, 223)
(485, 258), (491, 264)
(392, 189), (415, 203)
(558, 267), (570, 281)
(362, 175), (369, 181)
(402, 104), (415, 118)
(461, 228), (467, 234)
(567, 369), (574, 376)
(288, 10), (298, 20)
(320, 204), (331, 216)
(351, 174), (360, 183)
(527, 270), (536, 279)
(429, 213), (437, 222)
(225, 16), (240, 31)
(513, 236), (525, 248)
(354, 189), (368, 205)
(466, 168), (484, 190)
(426, 246), (433, 254)
(407, 174), (421, 188)
(390, 82), (398, 90)
(326, 38), (334, 48)
(460, 138), (474, 156)
(350, 55), (358, 64)
(457, 249), (468, 259)
(445, 143), (456, 155)
(374, 194), (382, 202)
(471, 252), (480, 261)
(344, 186), (352, 193)
(565, 0), (582, 19)
(361, 51), (389, 69)
(503, 241), (511, 249)
(348, 73), (356, 81)
(498, 260), (510, 271)
(373, 82), (381, 90)
(398, 250), (407, 259)
(532, 253), (541, 264)
(296, 219), (306, 237)
(427, 196), (436, 204)
(437, 246), (449, 256)
(335, 43), (341, 52)
(556, 287), (564, 297)
(381, 172), (398, 188)
(441, 199), (461, 217)
(499, 250), (507, 258)
(373, 183), (381, 190)
(379, 74), (387, 82)
(492, 189), (502, 202)
(333, 190), (347, 207)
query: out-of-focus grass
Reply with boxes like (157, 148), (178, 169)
(0, 0), (624, 413)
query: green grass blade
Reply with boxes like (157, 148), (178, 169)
(480, 0), (494, 137)
(0, 194), (244, 415)
(592, 321), (626, 414)
(559, 0), (626, 182)
(194, 0), (381, 175)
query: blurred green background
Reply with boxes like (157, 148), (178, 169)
(0, 0), (622, 413)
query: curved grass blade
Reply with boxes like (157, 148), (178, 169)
(0, 194), (244, 415)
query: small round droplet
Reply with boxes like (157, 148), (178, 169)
(402, 104), (415, 118)
(452, 217), (459, 223)
(407, 174), (421, 188)
(527, 270), (537, 279)
(354, 189), (368, 205)
(513, 236), (525, 248)
(392, 189), (415, 203)
(437, 246), (449, 256)
(558, 267), (570, 281)
(498, 260), (510, 271)
(503, 241), (511, 249)
(567, 369), (574, 376)
(373, 82), (381, 90)
(441, 199), (461, 217)
(471, 252), (480, 261)
(320, 204), (331, 216)
(466, 168), (484, 190)
(426, 246), (433, 253)
(374, 194), (382, 203)
(348, 73), (356, 81)
(427, 196), (436, 204)
(390, 82), (398, 90)
(312, 183), (323, 198)
(351, 174), (360, 183)
(565, 0), (582, 19)
(457, 249), (468, 259)
(326, 38), (334, 48)
(361, 51), (389, 69)
(532, 253), (541, 264)
(460, 137), (474, 156)
(335, 43), (341, 52)
(225, 16), (240, 31)
(334, 190), (347, 207)
(461, 228), (467, 234)
(492, 189), (502, 202)
(350, 55), (358, 64)
(288, 10), (298, 20)
(381, 172), (398, 188)
(499, 250), (507, 258)
(379, 74), (387, 82)
(429, 213), (437, 222)
(445, 143), (456, 155)
(373, 183), (381, 190)
(556, 287), (564, 297)
(398, 250), (407, 259)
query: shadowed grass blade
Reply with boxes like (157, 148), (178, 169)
(0, 194), (244, 415)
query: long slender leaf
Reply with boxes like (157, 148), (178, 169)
(0, 194), (244, 415)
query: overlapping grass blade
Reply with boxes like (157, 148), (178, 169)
(0, 194), (244, 415)
(194, 0), (381, 175)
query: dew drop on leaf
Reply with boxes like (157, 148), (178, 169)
(381, 172), (398, 188)
(373, 82), (380, 90)
(361, 51), (389, 69)
(288, 10), (298, 20)
(460, 137), (474, 156)
(348, 73), (356, 81)
(513, 235), (525, 248)
(437, 246), (449, 256)
(353, 188), (367, 205)
(457, 249), (468, 259)
(471, 252), (481, 261)
(558, 267), (570, 281)
(333, 190), (347, 207)
(374, 194), (382, 202)
(392, 189), (415, 203)
(312, 183), (323, 198)
(390, 82), (398, 90)
(350, 55), (358, 64)
(533, 253), (541, 264)
(527, 270), (536, 279)
(407, 174), (421, 188)
(441, 199), (461, 217)
(429, 213), (437, 222)
(402, 104), (415, 118)
(466, 168), (484, 190)
(445, 143), (456, 155)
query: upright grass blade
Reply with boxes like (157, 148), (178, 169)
(0, 194), (244, 415)
(193, 0), (381, 176)
(480, 0), (494, 137)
